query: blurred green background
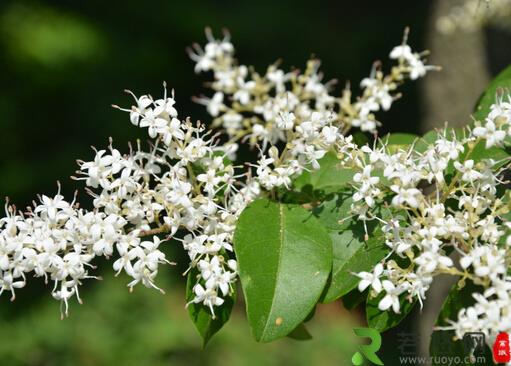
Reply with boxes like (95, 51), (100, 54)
(0, 1), (509, 365)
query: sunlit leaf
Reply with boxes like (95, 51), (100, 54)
(234, 199), (332, 342)
(293, 152), (354, 194)
(366, 293), (416, 332)
(473, 64), (511, 122)
(313, 193), (388, 303)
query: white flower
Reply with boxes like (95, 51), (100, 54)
(414, 250), (453, 273)
(222, 112), (243, 134)
(0, 272), (25, 301)
(390, 185), (422, 208)
(163, 117), (185, 143)
(435, 136), (464, 160)
(321, 126), (339, 145)
(276, 111), (296, 130)
(378, 280), (404, 313)
(34, 194), (71, 222)
(52, 282), (77, 317)
(354, 165), (380, 186)
(454, 160), (483, 183)
(198, 256), (221, 280)
(408, 58), (428, 80)
(472, 120), (506, 148)
(139, 108), (168, 138)
(389, 45), (413, 60)
(197, 169), (222, 195)
(356, 263), (384, 293)
(200, 92), (225, 117)
(128, 94), (152, 125)
(190, 284), (224, 317)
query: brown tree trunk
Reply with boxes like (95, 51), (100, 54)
(421, 0), (490, 132)
(418, 1), (490, 363)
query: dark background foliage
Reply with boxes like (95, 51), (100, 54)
(0, 0), (432, 205)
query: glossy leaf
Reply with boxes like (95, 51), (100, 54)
(342, 288), (367, 310)
(293, 151), (354, 194)
(366, 292), (416, 332)
(473, 64), (511, 122)
(464, 139), (509, 166)
(234, 199), (332, 342)
(287, 323), (313, 341)
(380, 133), (419, 147)
(313, 194), (389, 303)
(352, 131), (370, 146)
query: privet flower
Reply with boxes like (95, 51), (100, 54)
(190, 28), (434, 190)
(0, 29), (430, 318)
(346, 96), (511, 347)
(0, 87), (258, 318)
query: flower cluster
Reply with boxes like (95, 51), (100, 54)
(191, 29), (433, 138)
(0, 191), (97, 316)
(104, 88), (263, 316)
(190, 29), (434, 190)
(0, 29), (430, 317)
(347, 97), (511, 346)
(0, 85), (262, 317)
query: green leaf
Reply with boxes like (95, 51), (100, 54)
(352, 131), (370, 146)
(379, 133), (419, 154)
(473, 64), (511, 122)
(304, 305), (316, 322)
(186, 269), (235, 347)
(366, 292), (416, 332)
(287, 323), (313, 341)
(293, 151), (354, 194)
(430, 280), (493, 366)
(234, 199), (332, 342)
(415, 128), (466, 154)
(342, 288), (367, 310)
(381, 133), (419, 147)
(313, 193), (389, 303)
(465, 139), (509, 166)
